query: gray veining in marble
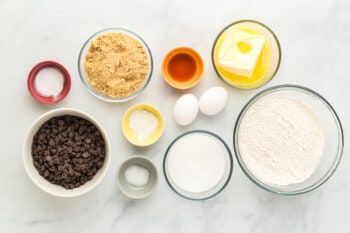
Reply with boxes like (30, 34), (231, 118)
(0, 0), (349, 232)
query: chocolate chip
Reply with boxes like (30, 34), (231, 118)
(73, 146), (81, 153)
(31, 115), (106, 190)
(85, 138), (92, 144)
(49, 139), (55, 146)
(44, 170), (49, 177)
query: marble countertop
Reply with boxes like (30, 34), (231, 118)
(1, 0), (349, 232)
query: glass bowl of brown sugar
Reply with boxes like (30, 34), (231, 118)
(78, 28), (153, 102)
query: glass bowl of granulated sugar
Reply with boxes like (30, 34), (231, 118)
(78, 28), (153, 102)
(163, 130), (233, 200)
(234, 84), (343, 195)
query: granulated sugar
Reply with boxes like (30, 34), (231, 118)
(166, 133), (226, 193)
(238, 96), (325, 186)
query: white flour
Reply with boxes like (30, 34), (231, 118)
(129, 110), (159, 140)
(238, 96), (325, 185)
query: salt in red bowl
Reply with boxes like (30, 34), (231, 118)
(27, 60), (71, 104)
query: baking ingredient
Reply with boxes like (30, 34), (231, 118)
(31, 115), (106, 189)
(162, 47), (204, 89)
(238, 96), (325, 185)
(173, 94), (198, 126)
(168, 53), (196, 82)
(124, 165), (150, 187)
(34, 68), (64, 97)
(84, 32), (150, 98)
(218, 28), (265, 77)
(213, 25), (274, 89)
(166, 132), (226, 193)
(199, 87), (228, 116)
(129, 109), (159, 140)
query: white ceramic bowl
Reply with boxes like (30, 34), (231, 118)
(23, 108), (110, 197)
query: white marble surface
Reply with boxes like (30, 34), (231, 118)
(0, 0), (349, 232)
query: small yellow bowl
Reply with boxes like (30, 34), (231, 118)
(122, 104), (164, 146)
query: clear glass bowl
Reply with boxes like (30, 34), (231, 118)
(163, 130), (233, 200)
(78, 28), (153, 102)
(234, 85), (344, 195)
(212, 20), (281, 90)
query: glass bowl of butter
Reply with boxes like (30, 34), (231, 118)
(212, 20), (281, 89)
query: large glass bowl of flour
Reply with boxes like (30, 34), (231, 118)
(234, 85), (343, 195)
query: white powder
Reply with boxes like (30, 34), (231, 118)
(34, 68), (64, 97)
(129, 110), (159, 140)
(166, 133), (226, 193)
(238, 96), (325, 186)
(124, 165), (150, 187)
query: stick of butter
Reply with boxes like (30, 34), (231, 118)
(218, 28), (265, 77)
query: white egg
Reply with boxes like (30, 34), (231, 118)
(199, 87), (228, 116)
(173, 94), (199, 126)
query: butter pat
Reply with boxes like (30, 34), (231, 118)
(218, 28), (265, 77)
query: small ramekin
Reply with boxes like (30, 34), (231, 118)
(122, 103), (164, 146)
(117, 155), (158, 199)
(27, 61), (71, 104)
(162, 47), (204, 89)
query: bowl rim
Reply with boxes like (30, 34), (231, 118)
(163, 130), (233, 201)
(233, 84), (344, 195)
(116, 155), (158, 199)
(77, 27), (153, 103)
(211, 19), (282, 90)
(23, 108), (111, 197)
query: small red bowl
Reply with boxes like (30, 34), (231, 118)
(27, 61), (71, 104)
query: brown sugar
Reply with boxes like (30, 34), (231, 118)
(84, 32), (150, 98)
